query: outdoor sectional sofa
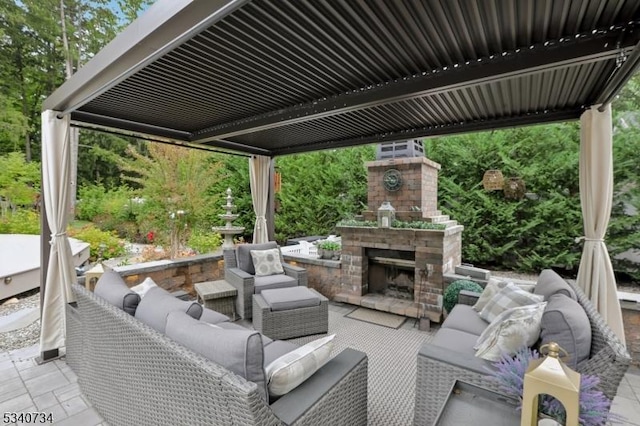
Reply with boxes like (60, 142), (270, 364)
(413, 269), (631, 426)
(66, 278), (368, 426)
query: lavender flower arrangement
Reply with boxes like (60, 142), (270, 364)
(489, 346), (621, 426)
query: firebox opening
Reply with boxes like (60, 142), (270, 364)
(366, 249), (416, 300)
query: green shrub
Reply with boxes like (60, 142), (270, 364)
(188, 231), (223, 254)
(0, 209), (40, 234)
(317, 240), (340, 251)
(68, 224), (125, 261)
(443, 280), (484, 313)
(392, 220), (447, 230)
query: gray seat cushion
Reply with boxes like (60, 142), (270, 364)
(236, 242), (278, 274)
(539, 293), (592, 368)
(261, 287), (320, 311)
(254, 274), (297, 294)
(431, 328), (480, 356)
(134, 286), (203, 333)
(442, 304), (489, 336)
(165, 311), (268, 401)
(94, 269), (140, 316)
(263, 340), (299, 366)
(534, 269), (577, 301)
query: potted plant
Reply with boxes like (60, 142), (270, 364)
(317, 240), (341, 260)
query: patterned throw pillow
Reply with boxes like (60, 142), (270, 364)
(251, 248), (285, 276)
(479, 284), (543, 323)
(265, 334), (335, 396)
(130, 277), (158, 298)
(474, 302), (547, 361)
(473, 278), (510, 312)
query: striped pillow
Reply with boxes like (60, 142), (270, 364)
(479, 284), (543, 323)
(265, 334), (335, 396)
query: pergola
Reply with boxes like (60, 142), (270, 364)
(39, 0), (640, 361)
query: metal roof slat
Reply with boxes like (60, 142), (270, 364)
(262, 2), (372, 89)
(173, 37), (311, 105)
(244, 1), (357, 89)
(340, 0), (419, 76)
(445, 0), (487, 59)
(204, 21), (339, 96)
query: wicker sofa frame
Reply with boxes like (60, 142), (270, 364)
(414, 279), (631, 426)
(224, 247), (308, 320)
(67, 284), (368, 426)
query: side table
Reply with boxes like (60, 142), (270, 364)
(433, 380), (520, 425)
(195, 280), (237, 320)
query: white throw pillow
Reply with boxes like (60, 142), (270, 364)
(473, 278), (510, 312)
(265, 334), (335, 396)
(479, 284), (543, 323)
(130, 277), (158, 298)
(474, 302), (547, 362)
(251, 248), (285, 276)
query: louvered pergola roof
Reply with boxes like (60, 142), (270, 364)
(43, 0), (640, 156)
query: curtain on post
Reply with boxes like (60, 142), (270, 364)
(39, 110), (76, 353)
(576, 104), (626, 346)
(249, 155), (271, 244)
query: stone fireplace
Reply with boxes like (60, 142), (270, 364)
(335, 155), (463, 322)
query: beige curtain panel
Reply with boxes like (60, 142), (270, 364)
(39, 110), (77, 353)
(576, 104), (626, 347)
(249, 155), (271, 244)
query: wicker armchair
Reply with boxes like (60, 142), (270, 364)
(414, 279), (631, 426)
(224, 242), (308, 319)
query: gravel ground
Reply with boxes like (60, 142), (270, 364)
(0, 292), (40, 352)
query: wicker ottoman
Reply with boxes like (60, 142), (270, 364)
(253, 287), (328, 340)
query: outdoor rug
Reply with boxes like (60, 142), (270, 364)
(345, 306), (407, 329)
(290, 306), (434, 426)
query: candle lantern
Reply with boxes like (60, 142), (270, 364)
(377, 201), (395, 228)
(521, 342), (581, 426)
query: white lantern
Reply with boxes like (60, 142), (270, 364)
(377, 201), (395, 228)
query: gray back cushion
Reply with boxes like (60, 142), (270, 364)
(165, 311), (268, 401)
(534, 269), (577, 301)
(236, 242), (278, 275)
(94, 269), (140, 316)
(134, 287), (203, 333)
(539, 293), (592, 368)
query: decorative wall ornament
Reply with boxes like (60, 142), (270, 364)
(483, 169), (504, 191)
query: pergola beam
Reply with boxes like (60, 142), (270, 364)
(192, 33), (629, 143)
(270, 109), (583, 156)
(43, 0), (250, 114)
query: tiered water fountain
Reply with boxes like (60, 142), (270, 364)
(212, 188), (245, 248)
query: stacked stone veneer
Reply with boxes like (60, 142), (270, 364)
(339, 156), (463, 322)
